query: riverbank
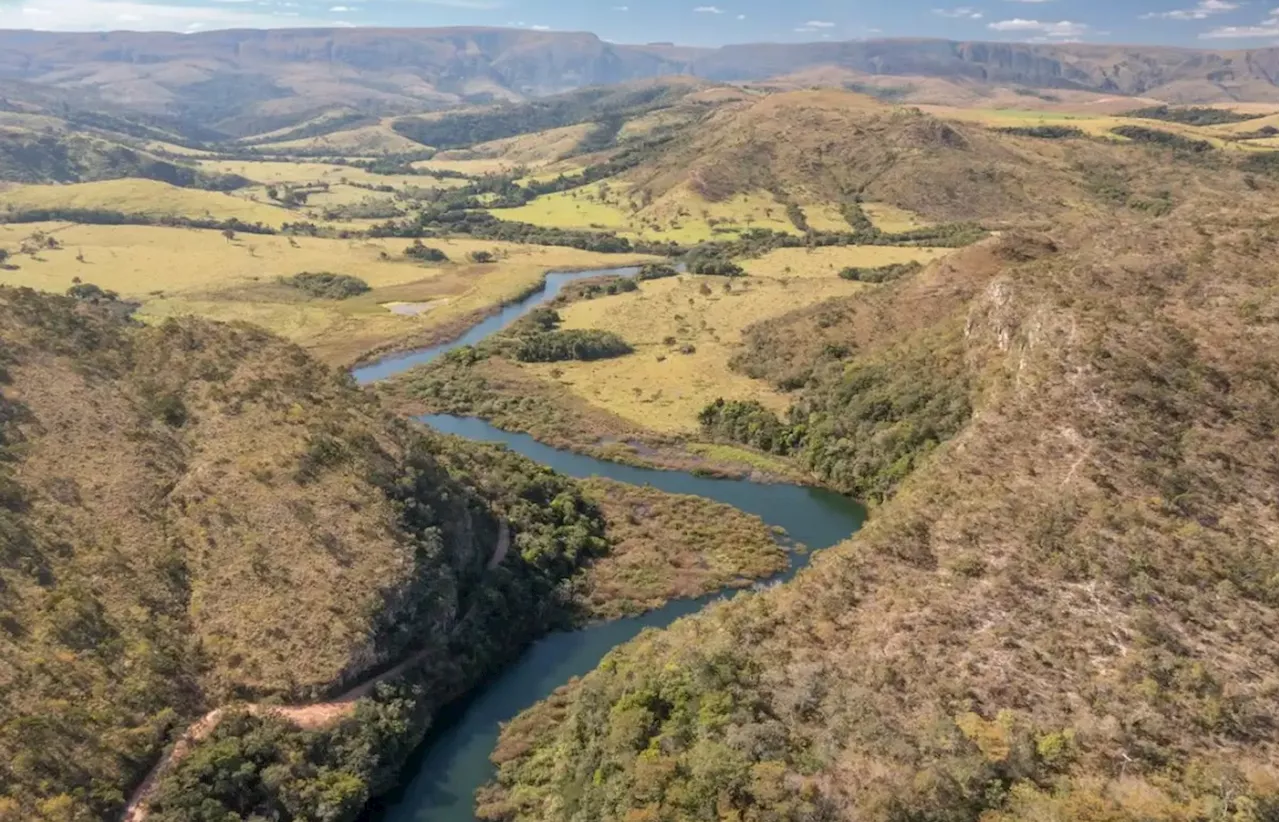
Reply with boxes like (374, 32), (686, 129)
(376, 356), (808, 483)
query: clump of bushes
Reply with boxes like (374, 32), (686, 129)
(404, 239), (448, 262)
(999, 125), (1084, 139)
(1123, 105), (1254, 126)
(685, 249), (744, 277)
(66, 282), (120, 302)
(1111, 125), (1212, 153)
(636, 263), (680, 281)
(838, 260), (923, 283)
(1239, 151), (1278, 178)
(281, 272), (371, 299)
(515, 329), (633, 362)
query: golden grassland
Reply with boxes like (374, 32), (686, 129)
(739, 244), (952, 278)
(493, 183), (803, 244)
(519, 272), (873, 433)
(196, 158), (445, 189)
(439, 123), (594, 166)
(861, 201), (936, 232)
(250, 121), (426, 156)
(0, 222), (654, 364)
(921, 105), (1279, 150)
(511, 245), (954, 432)
(0, 178), (300, 226)
(577, 477), (788, 620)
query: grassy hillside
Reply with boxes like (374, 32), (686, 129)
(0, 130), (246, 188)
(475, 139), (1279, 821)
(0, 179), (297, 227)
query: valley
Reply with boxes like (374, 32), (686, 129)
(0, 28), (1276, 822)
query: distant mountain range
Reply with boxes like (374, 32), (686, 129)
(0, 28), (1275, 137)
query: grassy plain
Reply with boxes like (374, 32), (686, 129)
(494, 184), (802, 244)
(921, 105), (1280, 150)
(739, 244), (952, 278)
(196, 158), (447, 189)
(519, 273), (864, 432)
(516, 245), (952, 432)
(253, 124), (425, 155)
(0, 178), (299, 225)
(0, 222), (653, 364)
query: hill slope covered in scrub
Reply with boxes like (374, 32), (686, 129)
(0, 287), (623, 821)
(475, 157), (1280, 819)
(0, 130), (246, 188)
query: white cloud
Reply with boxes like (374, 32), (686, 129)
(528, 23), (550, 29)
(0, 0), (336, 30)
(1200, 5), (1279, 36)
(612, 4), (628, 9)
(1198, 23), (1277, 35)
(693, 5), (725, 13)
(1142, 0), (1237, 19)
(329, 5), (351, 10)
(736, 13), (745, 19)
(988, 17), (1089, 37)
(934, 6), (983, 18)
(803, 20), (835, 27)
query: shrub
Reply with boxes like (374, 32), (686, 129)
(404, 239), (448, 262)
(1239, 151), (1278, 178)
(515, 329), (633, 362)
(468, 250), (496, 263)
(685, 251), (745, 277)
(1112, 125), (1212, 153)
(838, 261), (923, 283)
(66, 282), (119, 302)
(281, 272), (371, 299)
(636, 263), (680, 281)
(999, 125), (1084, 139)
(1123, 105), (1254, 126)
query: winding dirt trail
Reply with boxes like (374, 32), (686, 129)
(121, 521), (511, 822)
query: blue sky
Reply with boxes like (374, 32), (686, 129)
(0, 0), (1275, 46)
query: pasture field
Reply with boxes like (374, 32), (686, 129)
(923, 105), (1279, 150)
(860, 202), (935, 232)
(493, 184), (802, 244)
(518, 272), (869, 433)
(0, 222), (654, 364)
(739, 245), (953, 278)
(0, 179), (299, 226)
(256, 125), (426, 155)
(196, 158), (463, 190)
(439, 123), (594, 166)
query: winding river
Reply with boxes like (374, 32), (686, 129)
(352, 267), (866, 821)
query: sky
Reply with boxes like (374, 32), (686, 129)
(0, 0), (1276, 46)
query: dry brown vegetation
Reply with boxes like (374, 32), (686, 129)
(575, 478), (787, 620)
(0, 287), (621, 820)
(621, 89), (1267, 227)
(478, 144), (1280, 821)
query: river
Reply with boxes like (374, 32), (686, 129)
(355, 267), (866, 821)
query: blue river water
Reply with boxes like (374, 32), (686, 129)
(356, 267), (866, 821)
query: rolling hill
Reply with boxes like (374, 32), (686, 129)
(0, 286), (622, 820)
(0, 28), (1274, 139)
